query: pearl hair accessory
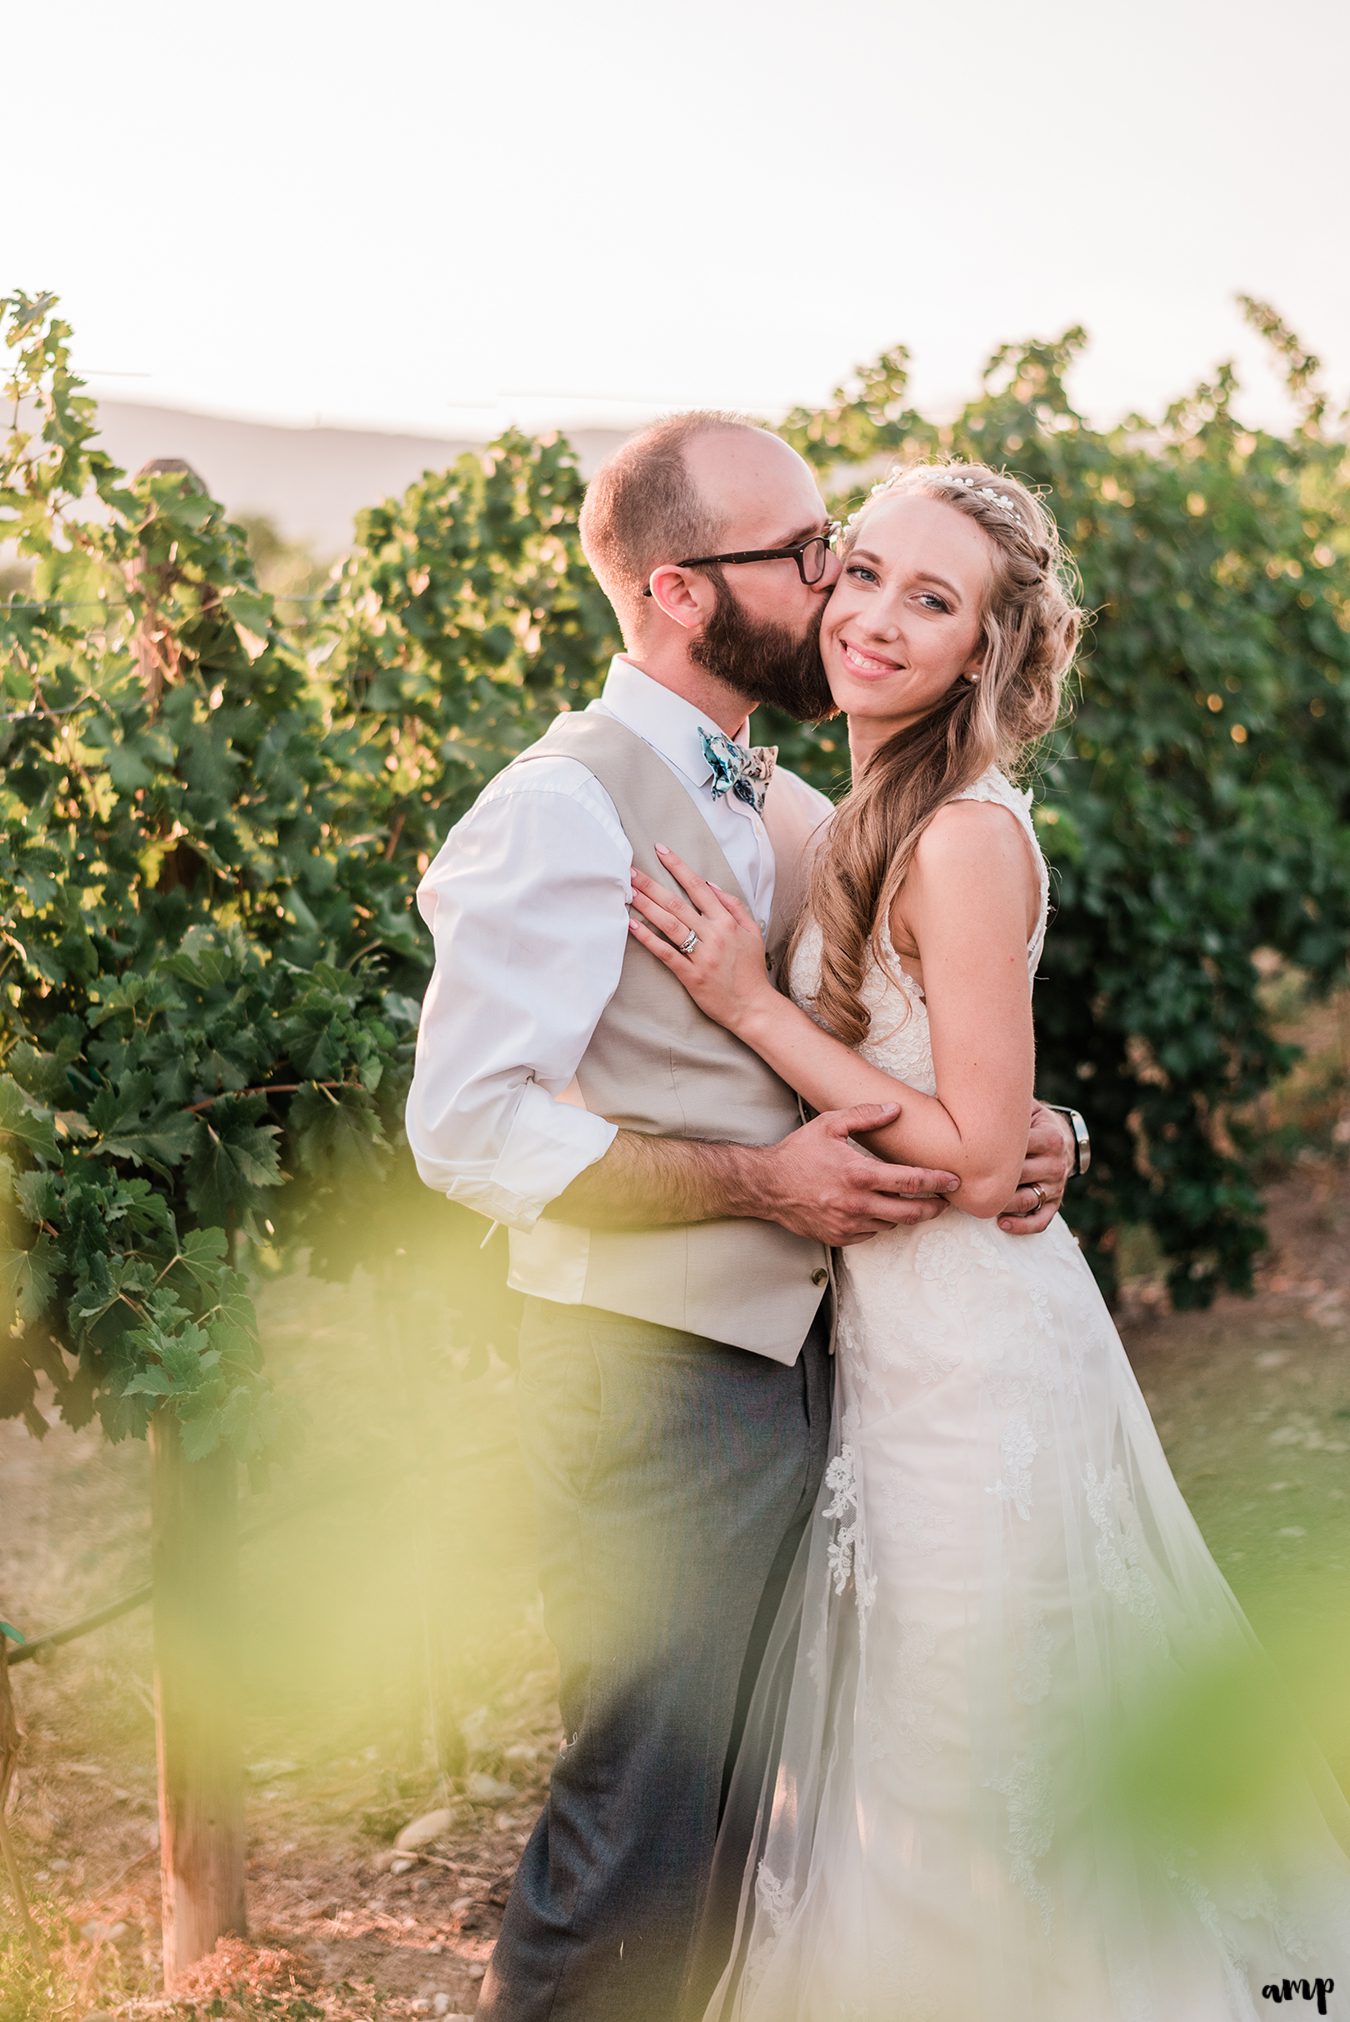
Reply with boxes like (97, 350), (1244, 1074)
(931, 474), (1029, 531)
(846, 467), (1031, 537)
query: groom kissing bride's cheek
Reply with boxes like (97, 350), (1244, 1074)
(405, 416), (1350, 2021)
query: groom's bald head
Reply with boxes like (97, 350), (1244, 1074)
(580, 410), (777, 640)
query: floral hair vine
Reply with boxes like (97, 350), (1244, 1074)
(846, 468), (1031, 538)
(935, 474), (1029, 531)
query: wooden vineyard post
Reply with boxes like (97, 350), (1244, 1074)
(149, 1412), (247, 1981)
(1, 1629), (45, 1966)
(125, 456), (247, 1979)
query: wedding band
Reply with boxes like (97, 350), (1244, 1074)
(679, 929), (699, 956)
(1029, 1183), (1047, 1213)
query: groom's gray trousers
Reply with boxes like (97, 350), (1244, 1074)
(476, 1293), (832, 2022)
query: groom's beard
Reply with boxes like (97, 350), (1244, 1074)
(689, 578), (837, 724)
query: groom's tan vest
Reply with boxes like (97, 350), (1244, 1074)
(503, 708), (831, 1362)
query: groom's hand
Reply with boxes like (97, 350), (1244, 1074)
(757, 1103), (958, 1246)
(997, 1102), (1074, 1235)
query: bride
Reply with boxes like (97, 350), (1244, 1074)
(626, 461), (1350, 2020)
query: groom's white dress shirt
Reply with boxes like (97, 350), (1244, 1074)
(405, 655), (834, 1245)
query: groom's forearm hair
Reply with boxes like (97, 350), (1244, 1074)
(544, 1129), (763, 1231)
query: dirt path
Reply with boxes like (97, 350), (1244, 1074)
(3, 1153), (1348, 2020)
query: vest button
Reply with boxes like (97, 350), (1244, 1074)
(811, 1266), (829, 1287)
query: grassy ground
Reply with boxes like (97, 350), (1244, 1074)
(3, 1134), (1349, 2021)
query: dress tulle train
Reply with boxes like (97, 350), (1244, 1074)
(702, 776), (1350, 2022)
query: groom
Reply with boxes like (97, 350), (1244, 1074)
(405, 412), (1079, 2020)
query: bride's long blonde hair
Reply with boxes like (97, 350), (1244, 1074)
(797, 461), (1084, 1046)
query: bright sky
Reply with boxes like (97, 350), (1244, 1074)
(11, 0), (1348, 438)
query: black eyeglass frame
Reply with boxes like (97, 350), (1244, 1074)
(641, 522), (841, 596)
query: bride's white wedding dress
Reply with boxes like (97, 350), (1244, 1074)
(705, 771), (1350, 2022)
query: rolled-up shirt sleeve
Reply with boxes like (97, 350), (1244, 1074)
(404, 765), (630, 1230)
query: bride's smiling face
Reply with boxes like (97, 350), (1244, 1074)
(820, 492), (994, 743)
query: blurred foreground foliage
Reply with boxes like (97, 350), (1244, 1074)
(3, 290), (1348, 1466)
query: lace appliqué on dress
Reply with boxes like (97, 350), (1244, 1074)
(986, 1412), (1040, 1522)
(984, 1748), (1056, 1936)
(754, 1860), (795, 1936)
(1083, 1460), (1170, 1656)
(821, 1444), (876, 1619)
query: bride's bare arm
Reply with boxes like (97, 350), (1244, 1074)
(628, 806), (1038, 1220)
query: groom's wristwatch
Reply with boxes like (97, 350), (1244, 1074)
(1044, 1104), (1091, 1178)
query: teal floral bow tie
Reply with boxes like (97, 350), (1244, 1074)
(699, 727), (778, 815)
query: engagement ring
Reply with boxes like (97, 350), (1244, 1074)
(679, 929), (700, 955)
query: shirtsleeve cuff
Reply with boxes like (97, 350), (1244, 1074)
(476, 1085), (619, 1232)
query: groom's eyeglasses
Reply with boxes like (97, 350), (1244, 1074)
(642, 523), (841, 596)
